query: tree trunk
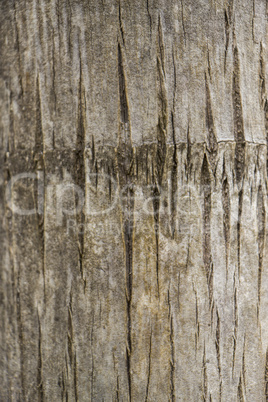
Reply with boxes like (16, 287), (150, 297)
(1, 1), (268, 401)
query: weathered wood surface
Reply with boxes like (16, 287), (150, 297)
(1, 1), (268, 401)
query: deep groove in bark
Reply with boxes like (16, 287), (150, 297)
(222, 160), (230, 276)
(118, 1), (125, 47)
(75, 49), (86, 285)
(202, 345), (208, 401)
(232, 45), (245, 184)
(265, 348), (268, 401)
(215, 309), (222, 399)
(201, 154), (213, 305)
(168, 289), (175, 401)
(232, 284), (238, 376)
(37, 310), (44, 402)
(237, 189), (243, 277)
(117, 40), (134, 401)
(257, 185), (265, 315)
(205, 73), (218, 174)
(152, 15), (167, 293)
(145, 327), (152, 401)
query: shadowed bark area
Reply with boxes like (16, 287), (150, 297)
(1, 1), (268, 401)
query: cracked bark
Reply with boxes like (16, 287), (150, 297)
(1, 1), (268, 401)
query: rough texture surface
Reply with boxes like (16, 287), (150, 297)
(1, 0), (268, 401)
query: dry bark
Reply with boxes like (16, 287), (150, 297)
(1, 1), (268, 401)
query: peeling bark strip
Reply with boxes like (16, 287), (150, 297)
(205, 73), (218, 173)
(201, 154), (213, 305)
(232, 45), (245, 184)
(257, 185), (265, 313)
(117, 41), (134, 401)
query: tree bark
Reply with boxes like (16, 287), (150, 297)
(1, 0), (268, 401)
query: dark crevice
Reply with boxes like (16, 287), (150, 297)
(118, 42), (129, 126)
(215, 309), (222, 400)
(168, 290), (175, 401)
(232, 283), (238, 376)
(205, 73), (218, 175)
(34, 75), (46, 300)
(237, 375), (245, 401)
(232, 45), (245, 184)
(180, 0), (186, 45)
(117, 40), (134, 402)
(171, 112), (177, 239)
(146, 0), (152, 34)
(145, 327), (152, 402)
(222, 159), (230, 276)
(257, 185), (265, 316)
(224, 1), (233, 73)
(118, 1), (125, 46)
(37, 310), (44, 402)
(185, 124), (192, 179)
(152, 15), (167, 294)
(16, 268), (26, 401)
(202, 345), (208, 401)
(265, 348), (268, 400)
(237, 189), (243, 277)
(201, 154), (213, 305)
(75, 47), (86, 287)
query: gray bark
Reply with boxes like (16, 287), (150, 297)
(1, 0), (268, 401)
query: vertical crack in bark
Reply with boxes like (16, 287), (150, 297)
(232, 283), (238, 376)
(67, 290), (78, 400)
(117, 41), (134, 401)
(180, 0), (186, 45)
(90, 312), (95, 401)
(265, 348), (268, 400)
(37, 310), (44, 402)
(186, 124), (192, 179)
(171, 120), (177, 238)
(74, 352), (78, 402)
(35, 75), (46, 301)
(170, 49), (177, 239)
(259, 43), (268, 179)
(232, 44), (245, 185)
(168, 289), (175, 401)
(202, 344), (208, 401)
(205, 73), (218, 175)
(215, 309), (222, 400)
(67, 292), (74, 365)
(13, 1), (24, 96)
(146, 0), (152, 34)
(237, 375), (245, 401)
(16, 267), (26, 401)
(224, 1), (233, 73)
(259, 42), (266, 108)
(194, 287), (200, 353)
(257, 185), (265, 317)
(75, 49), (86, 288)
(222, 159), (230, 277)
(145, 327), (152, 402)
(242, 335), (246, 389)
(118, 0), (125, 47)
(201, 154), (213, 306)
(153, 15), (167, 292)
(237, 189), (243, 277)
